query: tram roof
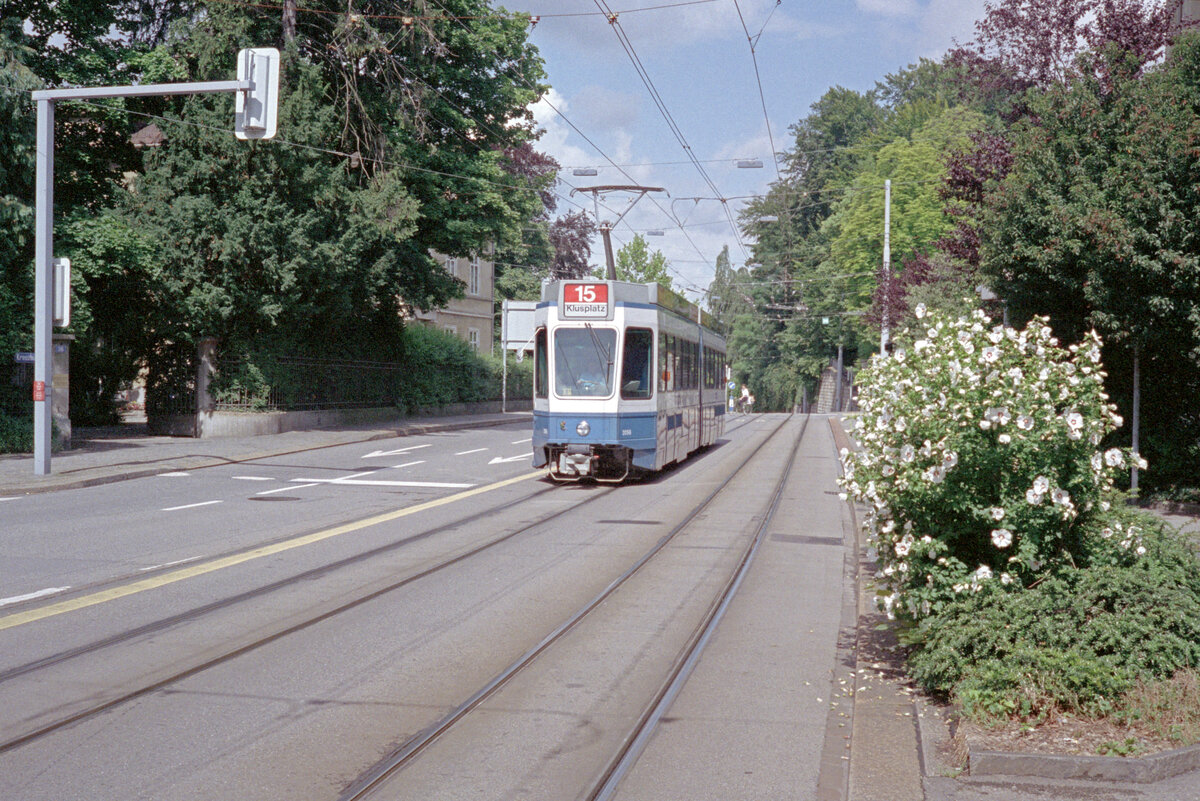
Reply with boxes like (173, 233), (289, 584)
(542, 280), (718, 331)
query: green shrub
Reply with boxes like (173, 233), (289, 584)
(841, 306), (1138, 620)
(0, 412), (31, 453)
(908, 519), (1200, 720)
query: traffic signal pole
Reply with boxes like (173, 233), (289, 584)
(29, 50), (277, 474)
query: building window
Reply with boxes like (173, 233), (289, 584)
(444, 325), (457, 336)
(445, 257), (458, 275)
(469, 259), (480, 295)
(468, 328), (480, 351)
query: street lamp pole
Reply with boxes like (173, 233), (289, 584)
(880, 178), (891, 355)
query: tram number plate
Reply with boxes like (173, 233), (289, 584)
(562, 282), (610, 319)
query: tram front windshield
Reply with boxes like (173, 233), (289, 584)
(554, 327), (616, 397)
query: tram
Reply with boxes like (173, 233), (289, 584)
(532, 279), (727, 482)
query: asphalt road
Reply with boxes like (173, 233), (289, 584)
(0, 414), (853, 801)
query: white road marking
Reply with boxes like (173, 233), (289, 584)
(389, 460), (425, 469)
(0, 497), (17, 502)
(139, 557), (201, 572)
(162, 500), (223, 512)
(232, 476), (275, 481)
(158, 472), (190, 477)
(291, 478), (474, 489)
(362, 444), (432, 459)
(511, 437), (532, 444)
(0, 587), (71, 607)
(455, 448), (488, 456)
(489, 453), (532, 465)
(258, 483), (318, 495)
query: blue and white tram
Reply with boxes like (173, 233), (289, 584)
(532, 280), (727, 482)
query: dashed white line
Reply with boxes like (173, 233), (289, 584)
(389, 460), (425, 469)
(511, 437), (532, 444)
(232, 476), (275, 481)
(0, 497), (17, 502)
(139, 557), (202, 572)
(0, 587), (71, 608)
(455, 448), (488, 456)
(258, 483), (318, 496)
(159, 472), (191, 477)
(162, 500), (223, 512)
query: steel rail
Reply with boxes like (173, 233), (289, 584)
(588, 413), (810, 799)
(0, 480), (618, 755)
(339, 412), (798, 801)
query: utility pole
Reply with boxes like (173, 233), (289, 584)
(879, 178), (891, 355)
(29, 48), (279, 475)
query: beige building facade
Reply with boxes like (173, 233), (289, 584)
(411, 251), (495, 354)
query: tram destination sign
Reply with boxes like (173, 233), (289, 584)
(560, 281), (612, 320)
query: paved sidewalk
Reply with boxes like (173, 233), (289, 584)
(0, 411), (531, 496)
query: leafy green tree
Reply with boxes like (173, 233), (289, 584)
(596, 234), (674, 290)
(981, 35), (1200, 489)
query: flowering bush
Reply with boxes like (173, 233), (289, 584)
(840, 305), (1142, 620)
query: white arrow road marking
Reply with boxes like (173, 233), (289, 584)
(488, 453), (532, 465)
(258, 483), (318, 496)
(455, 448), (488, 456)
(362, 444), (432, 459)
(0, 587), (71, 608)
(162, 500), (223, 512)
(291, 478), (474, 489)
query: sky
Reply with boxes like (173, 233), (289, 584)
(513, 0), (990, 300)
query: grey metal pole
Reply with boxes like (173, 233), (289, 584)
(879, 178), (891, 355)
(33, 98), (54, 475)
(1131, 344), (1140, 494)
(600, 223), (616, 280)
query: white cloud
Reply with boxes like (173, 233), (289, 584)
(857, 0), (920, 19)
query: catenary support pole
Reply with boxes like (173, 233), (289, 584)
(879, 178), (891, 355)
(33, 98), (54, 474)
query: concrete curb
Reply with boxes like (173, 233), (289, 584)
(967, 743), (1200, 783)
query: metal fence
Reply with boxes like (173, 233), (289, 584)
(211, 355), (408, 412)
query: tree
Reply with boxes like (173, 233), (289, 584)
(980, 33), (1200, 489)
(597, 234), (674, 290)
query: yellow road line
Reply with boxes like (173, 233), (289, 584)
(0, 471), (542, 632)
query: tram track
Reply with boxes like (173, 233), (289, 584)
(0, 478), (621, 755)
(337, 412), (806, 801)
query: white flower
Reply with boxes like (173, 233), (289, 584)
(894, 536), (913, 557)
(1051, 488), (1072, 506)
(999, 433), (1012, 444)
(914, 303), (927, 319)
(989, 507), (1006, 521)
(982, 346), (1001, 363)
(1000, 572), (1014, 585)
(974, 565), (993, 581)
(991, 528), (1013, 548)
(943, 452), (958, 468)
(1065, 412), (1084, 431)
(988, 328), (1004, 344)
(900, 444), (915, 463)
(1017, 414), (1034, 431)
(1032, 475), (1050, 494)
(1026, 489), (1044, 505)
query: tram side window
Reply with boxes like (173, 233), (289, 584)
(534, 328), (547, 398)
(621, 328), (653, 399)
(659, 333), (676, 392)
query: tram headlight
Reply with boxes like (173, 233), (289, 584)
(576, 420), (591, 437)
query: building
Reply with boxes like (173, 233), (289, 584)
(1170, 0), (1200, 45)
(411, 251), (495, 354)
